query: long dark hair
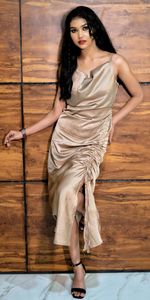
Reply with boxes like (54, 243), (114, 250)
(58, 6), (118, 101)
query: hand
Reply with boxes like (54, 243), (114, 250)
(108, 123), (115, 144)
(4, 130), (23, 147)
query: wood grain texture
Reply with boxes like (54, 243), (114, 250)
(23, 84), (54, 180)
(23, 84), (149, 181)
(22, 0), (149, 82)
(0, 85), (23, 181)
(99, 84), (150, 179)
(0, 0), (20, 82)
(93, 181), (150, 270)
(27, 181), (150, 271)
(0, 183), (25, 272)
(27, 182), (62, 272)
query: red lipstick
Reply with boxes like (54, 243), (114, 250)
(78, 40), (86, 45)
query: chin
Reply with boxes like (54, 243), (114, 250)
(78, 44), (89, 50)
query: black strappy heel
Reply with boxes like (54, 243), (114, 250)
(71, 260), (86, 299)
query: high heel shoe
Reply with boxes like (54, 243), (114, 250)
(79, 215), (84, 231)
(71, 260), (86, 299)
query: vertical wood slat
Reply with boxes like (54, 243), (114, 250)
(27, 182), (56, 272)
(23, 84), (54, 180)
(93, 181), (150, 270)
(100, 84), (150, 179)
(0, 184), (26, 272)
(0, 0), (20, 82)
(0, 85), (23, 181)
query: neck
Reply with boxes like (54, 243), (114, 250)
(80, 40), (103, 61)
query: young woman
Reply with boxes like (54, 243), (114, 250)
(4, 6), (143, 299)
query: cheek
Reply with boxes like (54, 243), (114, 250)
(84, 31), (91, 38)
(70, 34), (78, 43)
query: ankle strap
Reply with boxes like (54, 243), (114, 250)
(71, 260), (86, 273)
(72, 260), (82, 267)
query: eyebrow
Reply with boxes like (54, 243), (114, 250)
(70, 22), (87, 29)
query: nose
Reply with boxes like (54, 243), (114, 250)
(78, 29), (83, 39)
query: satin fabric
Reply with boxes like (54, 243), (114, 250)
(48, 55), (119, 252)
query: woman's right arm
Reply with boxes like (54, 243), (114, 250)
(4, 88), (66, 147)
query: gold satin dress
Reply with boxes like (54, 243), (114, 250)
(48, 54), (119, 252)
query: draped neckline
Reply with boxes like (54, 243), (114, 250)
(76, 55), (113, 78)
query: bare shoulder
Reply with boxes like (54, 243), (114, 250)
(112, 53), (128, 65)
(111, 53), (132, 76)
(111, 53), (127, 64)
(111, 53), (143, 100)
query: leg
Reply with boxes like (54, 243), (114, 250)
(76, 184), (85, 231)
(69, 186), (86, 298)
(69, 215), (86, 298)
(76, 184), (85, 215)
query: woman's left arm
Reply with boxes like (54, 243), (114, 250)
(109, 54), (144, 143)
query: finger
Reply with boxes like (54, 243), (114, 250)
(8, 133), (15, 141)
(5, 142), (10, 147)
(4, 137), (10, 144)
(4, 133), (11, 143)
(4, 137), (9, 145)
(9, 136), (14, 141)
(4, 135), (8, 144)
(4, 131), (14, 144)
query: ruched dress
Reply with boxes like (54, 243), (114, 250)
(48, 54), (119, 253)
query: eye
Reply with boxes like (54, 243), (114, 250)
(70, 29), (76, 33)
(82, 25), (89, 31)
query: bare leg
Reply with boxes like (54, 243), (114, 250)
(76, 185), (85, 215)
(69, 216), (86, 298)
(69, 187), (86, 298)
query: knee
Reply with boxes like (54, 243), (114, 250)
(57, 184), (72, 198)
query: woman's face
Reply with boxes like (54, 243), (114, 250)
(70, 17), (94, 49)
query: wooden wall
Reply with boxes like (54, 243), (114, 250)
(0, 0), (149, 272)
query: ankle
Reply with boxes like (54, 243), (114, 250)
(74, 266), (84, 276)
(71, 260), (86, 275)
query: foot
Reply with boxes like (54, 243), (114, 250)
(71, 262), (86, 298)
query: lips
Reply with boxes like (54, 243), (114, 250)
(78, 40), (86, 45)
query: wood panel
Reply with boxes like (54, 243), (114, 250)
(27, 181), (150, 271)
(22, 0), (149, 82)
(93, 181), (150, 270)
(98, 3), (150, 81)
(99, 84), (150, 179)
(0, 0), (20, 82)
(23, 84), (54, 180)
(0, 85), (23, 181)
(27, 182), (61, 272)
(0, 183), (25, 272)
(23, 84), (149, 181)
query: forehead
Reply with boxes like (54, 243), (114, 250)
(70, 17), (87, 28)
